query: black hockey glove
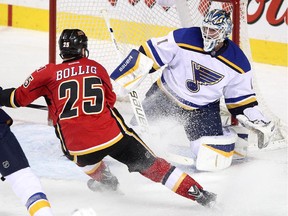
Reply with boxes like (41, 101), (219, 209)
(0, 88), (16, 107)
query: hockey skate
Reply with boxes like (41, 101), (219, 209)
(188, 185), (217, 208)
(87, 167), (119, 192)
(71, 208), (97, 216)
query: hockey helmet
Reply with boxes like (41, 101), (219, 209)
(58, 29), (88, 59)
(201, 9), (233, 52)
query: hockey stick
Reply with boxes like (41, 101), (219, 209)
(166, 152), (195, 166)
(175, 0), (193, 27)
(26, 103), (48, 110)
(101, 9), (193, 166)
(101, 9), (149, 132)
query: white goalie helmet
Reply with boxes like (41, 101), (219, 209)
(201, 9), (233, 52)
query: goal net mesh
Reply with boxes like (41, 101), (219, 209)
(52, 0), (287, 147)
(55, 0), (249, 100)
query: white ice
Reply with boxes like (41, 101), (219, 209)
(0, 27), (287, 216)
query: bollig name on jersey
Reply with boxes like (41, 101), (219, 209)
(56, 65), (97, 81)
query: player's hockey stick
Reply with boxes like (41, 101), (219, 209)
(26, 103), (48, 110)
(101, 9), (194, 166)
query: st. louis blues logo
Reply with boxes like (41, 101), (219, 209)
(186, 61), (224, 92)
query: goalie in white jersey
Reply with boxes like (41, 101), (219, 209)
(111, 9), (275, 171)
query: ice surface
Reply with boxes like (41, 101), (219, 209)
(0, 27), (287, 216)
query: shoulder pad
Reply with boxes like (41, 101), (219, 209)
(217, 41), (251, 74)
(173, 27), (204, 52)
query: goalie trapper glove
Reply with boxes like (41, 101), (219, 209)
(236, 106), (276, 149)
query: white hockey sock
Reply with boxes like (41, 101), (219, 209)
(26, 192), (52, 216)
(5, 167), (53, 216)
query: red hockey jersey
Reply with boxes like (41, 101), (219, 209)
(13, 57), (123, 155)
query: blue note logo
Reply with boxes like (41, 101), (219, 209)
(186, 61), (224, 93)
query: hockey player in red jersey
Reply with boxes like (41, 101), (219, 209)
(0, 108), (53, 216)
(0, 29), (216, 207)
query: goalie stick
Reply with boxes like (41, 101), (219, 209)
(101, 9), (149, 132)
(101, 9), (194, 166)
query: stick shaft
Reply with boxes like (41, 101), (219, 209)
(26, 104), (48, 110)
(101, 9), (149, 132)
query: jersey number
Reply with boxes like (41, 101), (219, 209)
(59, 77), (104, 119)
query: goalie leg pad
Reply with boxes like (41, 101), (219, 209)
(191, 127), (238, 171)
(231, 125), (249, 160)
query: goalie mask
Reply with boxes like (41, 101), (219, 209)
(201, 9), (233, 52)
(59, 29), (88, 59)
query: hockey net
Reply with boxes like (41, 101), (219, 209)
(50, 0), (287, 147)
(51, 0), (249, 99)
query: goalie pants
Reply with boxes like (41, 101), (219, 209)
(134, 82), (223, 141)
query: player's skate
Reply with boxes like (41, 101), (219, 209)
(87, 167), (119, 192)
(71, 208), (97, 216)
(188, 185), (217, 208)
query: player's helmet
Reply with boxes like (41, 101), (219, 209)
(201, 9), (233, 52)
(58, 29), (88, 59)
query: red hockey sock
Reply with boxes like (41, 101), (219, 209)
(84, 161), (106, 181)
(140, 157), (171, 182)
(169, 171), (203, 200)
(140, 157), (203, 201)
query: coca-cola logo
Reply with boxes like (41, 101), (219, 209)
(248, 0), (288, 26)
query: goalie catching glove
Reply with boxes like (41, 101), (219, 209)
(110, 49), (153, 92)
(236, 106), (275, 149)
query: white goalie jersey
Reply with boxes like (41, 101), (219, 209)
(141, 27), (258, 115)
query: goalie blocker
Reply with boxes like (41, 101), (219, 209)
(110, 49), (153, 92)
